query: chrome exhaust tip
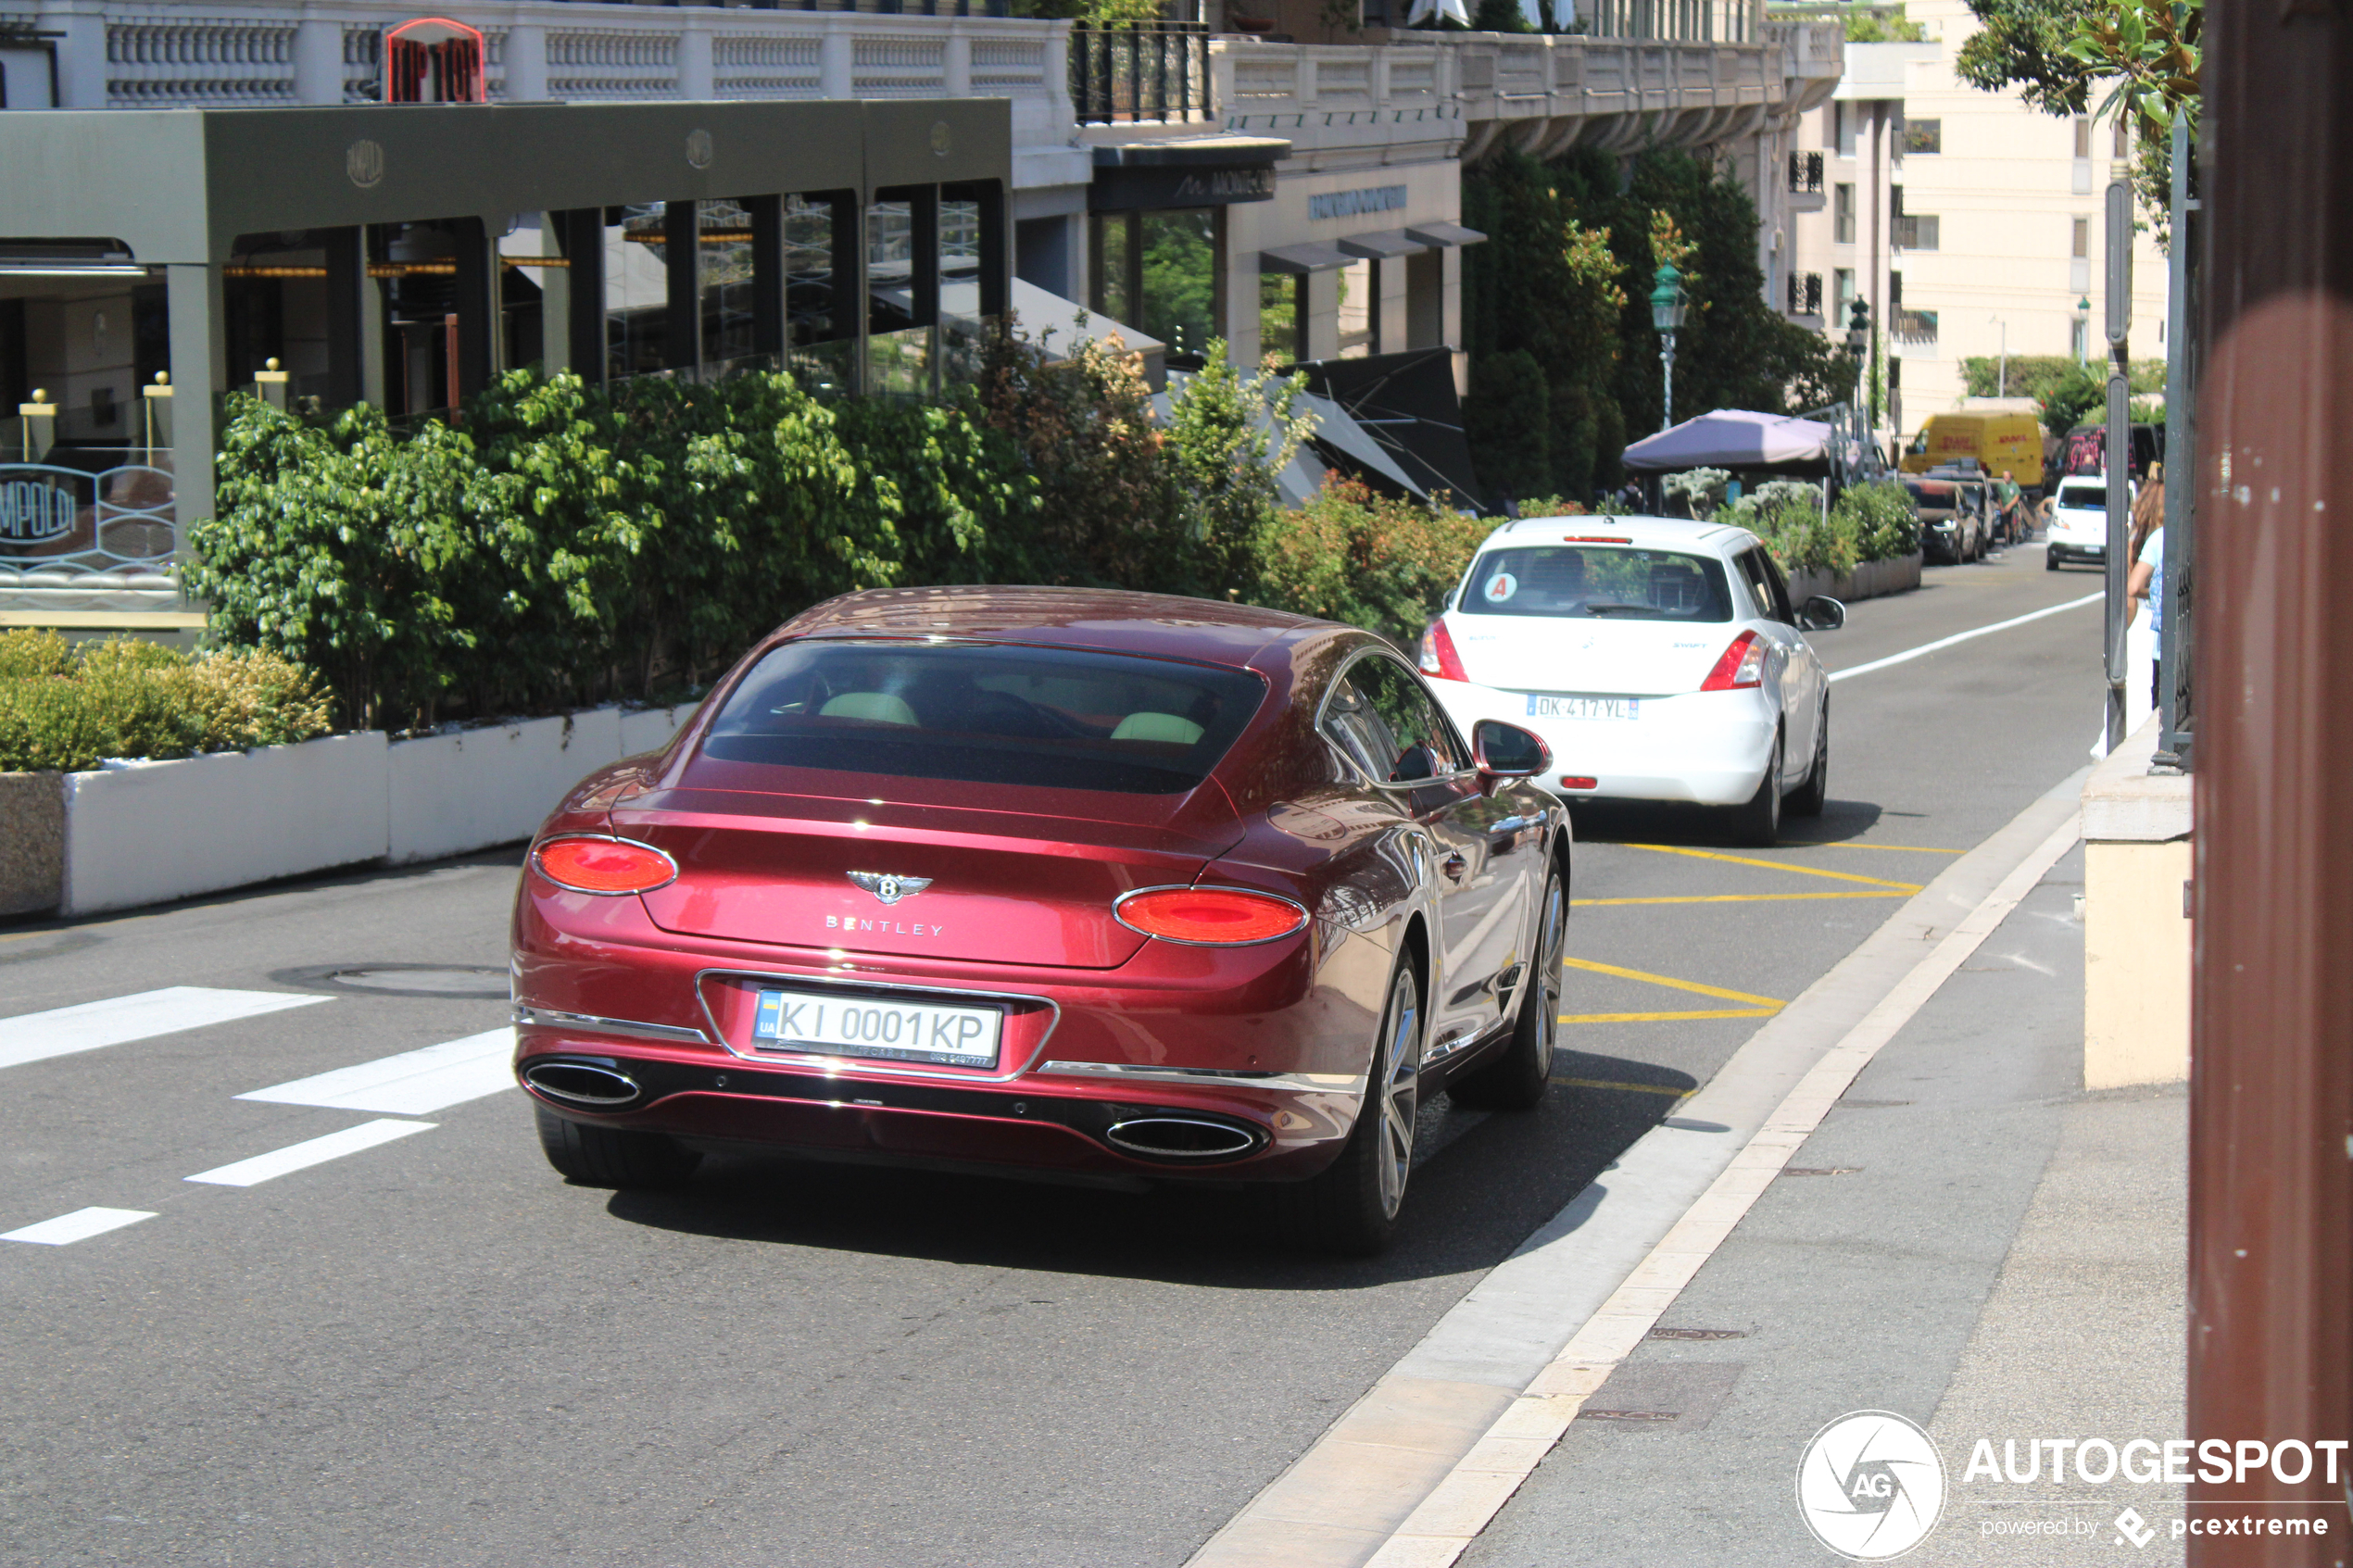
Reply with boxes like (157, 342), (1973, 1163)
(523, 1061), (643, 1108)
(1103, 1116), (1264, 1161)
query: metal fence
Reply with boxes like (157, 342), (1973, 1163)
(1070, 21), (1209, 125)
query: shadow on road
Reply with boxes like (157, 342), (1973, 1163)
(600, 1053), (1699, 1290)
(1566, 796), (1889, 847)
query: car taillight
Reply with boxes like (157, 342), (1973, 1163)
(1114, 886), (1308, 946)
(1699, 631), (1768, 692)
(1559, 776), (1599, 790)
(533, 835), (678, 895)
(1418, 618), (1469, 683)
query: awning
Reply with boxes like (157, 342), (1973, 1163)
(1404, 221), (1487, 248)
(1260, 242), (1353, 275)
(1336, 230), (1426, 261)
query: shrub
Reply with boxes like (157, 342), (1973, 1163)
(1663, 467), (1731, 515)
(1249, 478), (1491, 648)
(1837, 481), (1920, 562)
(0, 633), (332, 773)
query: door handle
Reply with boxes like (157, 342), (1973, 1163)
(1441, 853), (1467, 880)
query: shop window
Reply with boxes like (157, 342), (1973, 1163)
(699, 199), (757, 374)
(1259, 272), (1302, 364)
(608, 205), (672, 383)
(939, 188), (986, 386)
(785, 192), (857, 394)
(867, 186), (937, 397)
(1090, 208), (1218, 366)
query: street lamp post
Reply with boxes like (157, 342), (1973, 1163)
(1649, 262), (1687, 433)
(1845, 296), (1871, 449)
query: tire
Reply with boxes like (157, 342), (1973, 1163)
(1279, 959), (1425, 1256)
(2046, 549), (2060, 571)
(1450, 862), (1567, 1112)
(1728, 732), (1783, 847)
(535, 1103), (701, 1188)
(1787, 704), (1829, 818)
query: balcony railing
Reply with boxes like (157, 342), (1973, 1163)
(1894, 214), (1939, 251)
(1787, 270), (1822, 316)
(1070, 21), (1209, 125)
(1788, 150), (1822, 193)
(1579, 0), (1760, 42)
(1892, 307), (1939, 342)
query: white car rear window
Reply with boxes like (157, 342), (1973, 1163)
(2057, 482), (2107, 508)
(1460, 546), (1734, 623)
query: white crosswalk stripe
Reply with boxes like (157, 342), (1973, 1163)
(184, 1120), (435, 1187)
(1, 1207), (157, 1246)
(235, 1028), (517, 1116)
(0, 987), (329, 1073)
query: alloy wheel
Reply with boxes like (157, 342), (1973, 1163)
(1532, 877), (1567, 1080)
(1375, 967), (1422, 1219)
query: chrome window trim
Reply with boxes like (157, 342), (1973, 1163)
(1111, 884), (1312, 948)
(1037, 1060), (1365, 1096)
(691, 965), (1062, 1084)
(529, 832), (681, 897)
(513, 1005), (710, 1046)
(1315, 646), (1479, 792)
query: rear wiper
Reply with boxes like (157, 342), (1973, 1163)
(1583, 603), (1658, 617)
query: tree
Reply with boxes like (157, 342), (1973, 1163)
(1464, 349), (1552, 504)
(1164, 342), (1314, 596)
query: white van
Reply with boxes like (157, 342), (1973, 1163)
(2045, 475), (2125, 571)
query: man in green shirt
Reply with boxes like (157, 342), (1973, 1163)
(1992, 470), (2023, 546)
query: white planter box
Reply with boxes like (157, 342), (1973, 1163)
(386, 708), (626, 866)
(60, 732), (390, 917)
(619, 702), (695, 760)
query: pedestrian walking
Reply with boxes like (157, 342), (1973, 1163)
(1993, 470), (2023, 546)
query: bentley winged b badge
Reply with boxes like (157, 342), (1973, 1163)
(849, 872), (932, 907)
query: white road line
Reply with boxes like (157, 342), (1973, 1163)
(1362, 810), (2085, 1568)
(1827, 591), (2102, 683)
(236, 1028), (515, 1115)
(184, 1119), (435, 1187)
(1, 1207), (157, 1246)
(0, 987), (329, 1073)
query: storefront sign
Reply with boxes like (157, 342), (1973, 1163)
(1310, 184), (1408, 221)
(0, 461), (175, 572)
(1090, 163), (1277, 212)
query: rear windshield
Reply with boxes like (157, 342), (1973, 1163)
(697, 640), (1265, 796)
(1458, 546), (1732, 623)
(2056, 481), (2107, 508)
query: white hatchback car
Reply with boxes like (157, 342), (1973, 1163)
(1416, 515), (1835, 845)
(2045, 473), (2122, 571)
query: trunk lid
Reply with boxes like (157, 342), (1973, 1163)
(619, 781), (1241, 970)
(1445, 611), (1747, 698)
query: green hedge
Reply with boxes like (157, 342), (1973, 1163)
(0, 630), (332, 773)
(1715, 479), (1919, 577)
(1252, 478), (1494, 650)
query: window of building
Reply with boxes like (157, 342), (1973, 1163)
(1834, 268), (1856, 315)
(1835, 103), (1856, 158)
(1888, 356), (1902, 390)
(1889, 271), (1902, 306)
(1903, 119), (1942, 155)
(2073, 118), (2092, 157)
(1834, 183), (1856, 245)
(1090, 207), (1220, 368)
(2072, 217), (2090, 258)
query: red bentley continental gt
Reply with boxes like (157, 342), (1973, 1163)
(510, 587), (1570, 1252)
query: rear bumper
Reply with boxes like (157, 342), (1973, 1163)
(510, 889), (1376, 1183)
(1428, 676), (1776, 807)
(2046, 539), (2106, 563)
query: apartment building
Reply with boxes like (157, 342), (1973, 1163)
(1785, 1), (2170, 439)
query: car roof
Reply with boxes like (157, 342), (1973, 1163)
(773, 585), (1346, 672)
(1473, 513), (1755, 556)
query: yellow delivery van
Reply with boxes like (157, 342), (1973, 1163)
(1900, 414), (2046, 494)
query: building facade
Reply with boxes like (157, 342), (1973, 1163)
(1784, 8), (2171, 443)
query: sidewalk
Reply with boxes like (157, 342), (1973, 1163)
(1454, 846), (2191, 1565)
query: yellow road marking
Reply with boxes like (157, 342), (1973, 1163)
(1559, 1008), (1779, 1023)
(1576, 891), (1907, 907)
(1785, 842), (1965, 855)
(1551, 1076), (1695, 1096)
(1560, 955), (1784, 1008)
(1624, 843), (1921, 892)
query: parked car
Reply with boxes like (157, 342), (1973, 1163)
(1416, 515), (1840, 847)
(1905, 470), (1991, 563)
(511, 588), (1569, 1255)
(2045, 473), (2123, 570)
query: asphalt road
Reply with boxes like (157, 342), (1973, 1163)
(0, 543), (2109, 1568)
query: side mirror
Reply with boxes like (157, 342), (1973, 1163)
(1473, 719), (1551, 782)
(1799, 595), (1847, 632)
